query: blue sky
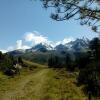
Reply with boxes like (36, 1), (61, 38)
(0, 0), (98, 52)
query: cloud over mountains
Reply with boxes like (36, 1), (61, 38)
(24, 32), (49, 45)
(0, 31), (74, 53)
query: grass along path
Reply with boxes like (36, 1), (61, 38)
(0, 65), (88, 100)
(1, 68), (49, 100)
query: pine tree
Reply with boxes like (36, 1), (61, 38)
(66, 53), (74, 71)
(18, 56), (23, 65)
(40, 0), (100, 33)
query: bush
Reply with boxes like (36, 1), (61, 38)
(78, 62), (100, 96)
(3, 67), (15, 76)
(65, 53), (75, 71)
(48, 55), (62, 68)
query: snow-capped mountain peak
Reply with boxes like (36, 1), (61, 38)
(28, 42), (53, 52)
(8, 38), (90, 55)
(55, 38), (89, 52)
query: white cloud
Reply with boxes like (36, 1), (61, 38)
(55, 37), (74, 46)
(24, 32), (75, 47)
(2, 31), (75, 52)
(16, 40), (22, 49)
(55, 41), (62, 46)
(15, 40), (30, 49)
(16, 40), (30, 50)
(25, 33), (34, 42)
(5, 40), (30, 52)
(21, 45), (30, 50)
(62, 37), (74, 44)
(0, 50), (7, 53)
(24, 32), (48, 45)
(7, 46), (14, 51)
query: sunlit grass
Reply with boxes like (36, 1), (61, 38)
(0, 61), (97, 100)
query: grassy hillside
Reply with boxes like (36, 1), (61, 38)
(0, 60), (98, 100)
(21, 52), (51, 65)
(21, 51), (65, 65)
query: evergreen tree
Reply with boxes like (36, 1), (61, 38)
(78, 37), (100, 96)
(0, 51), (3, 60)
(48, 55), (61, 68)
(39, 0), (100, 32)
(18, 56), (23, 65)
(66, 53), (74, 71)
(89, 37), (100, 60)
(48, 55), (53, 67)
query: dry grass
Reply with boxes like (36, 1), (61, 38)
(0, 61), (93, 100)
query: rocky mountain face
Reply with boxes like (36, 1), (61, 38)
(26, 43), (53, 52)
(8, 38), (89, 56)
(55, 38), (89, 53)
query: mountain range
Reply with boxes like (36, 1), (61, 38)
(7, 38), (90, 64)
(8, 38), (89, 55)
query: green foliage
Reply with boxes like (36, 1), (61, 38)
(89, 37), (100, 60)
(48, 55), (62, 68)
(65, 53), (75, 71)
(0, 53), (13, 70)
(78, 61), (100, 96)
(22, 52), (49, 65)
(77, 37), (100, 96)
(18, 56), (23, 65)
(0, 53), (23, 76)
(75, 52), (90, 69)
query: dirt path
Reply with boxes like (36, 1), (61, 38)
(2, 69), (49, 100)
(0, 68), (88, 100)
